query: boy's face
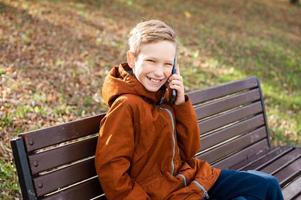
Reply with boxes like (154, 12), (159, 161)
(127, 40), (176, 92)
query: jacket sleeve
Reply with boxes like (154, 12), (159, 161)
(172, 95), (201, 161)
(95, 96), (150, 200)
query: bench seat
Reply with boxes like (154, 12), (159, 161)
(11, 77), (301, 200)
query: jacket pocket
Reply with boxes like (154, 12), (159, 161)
(176, 173), (187, 186)
(140, 175), (164, 199)
(176, 161), (196, 185)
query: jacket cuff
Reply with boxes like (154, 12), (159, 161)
(172, 95), (195, 120)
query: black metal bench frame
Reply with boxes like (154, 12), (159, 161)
(11, 76), (301, 200)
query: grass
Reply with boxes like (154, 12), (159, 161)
(0, 159), (20, 198)
(0, 0), (300, 198)
(0, 66), (5, 76)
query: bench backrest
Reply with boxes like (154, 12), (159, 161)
(11, 76), (271, 200)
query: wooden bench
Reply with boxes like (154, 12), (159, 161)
(11, 76), (301, 200)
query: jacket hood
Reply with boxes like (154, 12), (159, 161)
(102, 63), (170, 107)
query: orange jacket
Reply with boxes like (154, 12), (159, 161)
(95, 63), (221, 200)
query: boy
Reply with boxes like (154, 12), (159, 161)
(95, 19), (284, 200)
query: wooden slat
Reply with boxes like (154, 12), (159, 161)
(213, 140), (269, 169)
(283, 176), (301, 200)
(29, 136), (97, 175)
(236, 146), (294, 171)
(199, 102), (263, 134)
(260, 148), (301, 174)
(22, 114), (104, 152)
(34, 158), (97, 196)
(200, 114), (265, 151)
(42, 177), (104, 200)
(273, 157), (301, 186)
(198, 127), (267, 164)
(195, 88), (260, 120)
(89, 195), (106, 200)
(187, 77), (258, 105)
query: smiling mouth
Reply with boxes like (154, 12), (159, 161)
(147, 76), (163, 83)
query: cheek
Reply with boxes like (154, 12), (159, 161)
(164, 68), (172, 77)
(133, 62), (145, 74)
(140, 63), (153, 74)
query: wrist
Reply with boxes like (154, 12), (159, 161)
(175, 95), (186, 105)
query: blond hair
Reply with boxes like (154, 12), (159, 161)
(128, 19), (176, 56)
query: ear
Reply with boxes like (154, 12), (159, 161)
(127, 51), (136, 69)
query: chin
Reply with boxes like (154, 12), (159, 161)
(146, 88), (159, 92)
(144, 85), (161, 92)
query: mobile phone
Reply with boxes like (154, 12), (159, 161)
(170, 57), (177, 104)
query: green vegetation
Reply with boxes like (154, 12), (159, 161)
(0, 159), (19, 198)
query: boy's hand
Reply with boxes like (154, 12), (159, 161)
(168, 73), (185, 105)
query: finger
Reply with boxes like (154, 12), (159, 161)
(169, 84), (183, 92)
(170, 79), (183, 86)
(169, 74), (183, 81)
(169, 84), (182, 91)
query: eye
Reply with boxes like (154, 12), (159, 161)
(164, 63), (173, 67)
(146, 59), (155, 63)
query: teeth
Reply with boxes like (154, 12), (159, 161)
(151, 79), (160, 83)
(148, 77), (161, 83)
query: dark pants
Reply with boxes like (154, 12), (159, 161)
(207, 169), (284, 200)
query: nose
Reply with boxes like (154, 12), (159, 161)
(153, 65), (165, 78)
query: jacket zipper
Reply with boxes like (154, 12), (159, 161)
(192, 180), (210, 199)
(160, 107), (176, 176)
